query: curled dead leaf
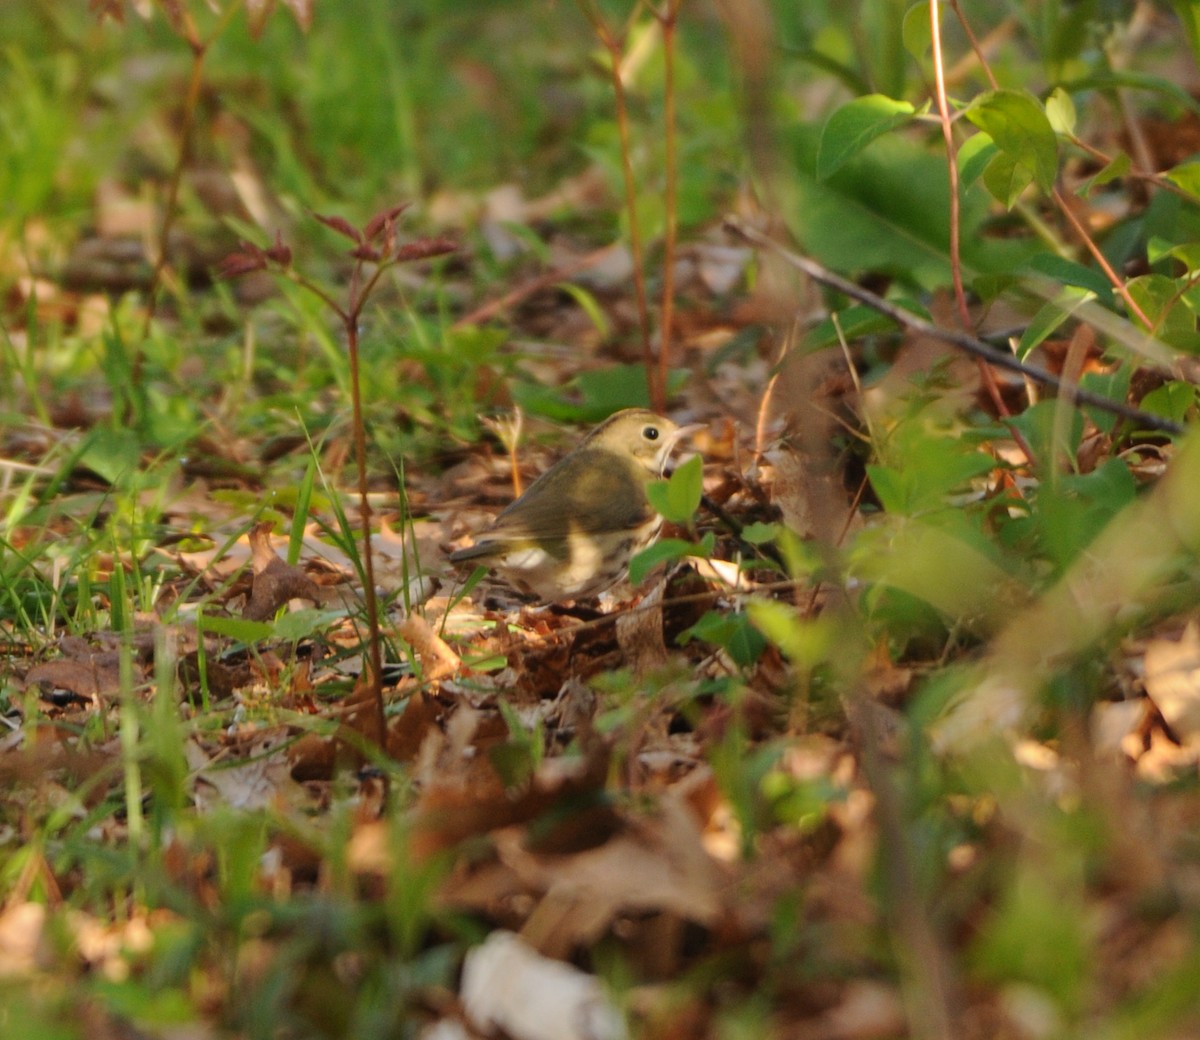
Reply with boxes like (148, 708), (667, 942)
(1144, 624), (1200, 747)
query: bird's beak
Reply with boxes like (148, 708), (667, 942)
(662, 421), (706, 473)
(670, 422), (706, 447)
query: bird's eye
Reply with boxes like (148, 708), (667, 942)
(643, 425), (660, 441)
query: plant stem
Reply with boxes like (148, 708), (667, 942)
(345, 294), (386, 744)
(582, 1), (661, 411)
(657, 0), (681, 413)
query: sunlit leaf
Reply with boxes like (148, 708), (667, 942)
(965, 89), (1058, 194)
(816, 94), (918, 179)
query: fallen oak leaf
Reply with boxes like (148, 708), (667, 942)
(243, 521), (325, 621)
(287, 673), (391, 782)
(24, 634), (147, 703)
(494, 793), (726, 957)
(396, 614), (461, 681)
(408, 742), (614, 861)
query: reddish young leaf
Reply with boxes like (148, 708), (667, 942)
(392, 236), (458, 263)
(312, 211), (363, 244)
(88, 0), (125, 23)
(282, 0), (314, 31)
(364, 203), (411, 243)
(216, 246), (269, 279)
(157, 0), (188, 38)
(349, 245), (384, 263)
(264, 230), (292, 266)
(245, 0), (274, 39)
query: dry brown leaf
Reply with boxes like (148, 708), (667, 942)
(24, 657), (123, 700)
(0, 902), (46, 978)
(494, 794), (726, 955)
(409, 742), (612, 860)
(244, 521), (325, 621)
(396, 615), (461, 680)
(812, 980), (907, 1040)
(185, 732), (300, 813)
(386, 688), (446, 762)
(23, 632), (149, 702)
(615, 582), (669, 675)
(1143, 624), (1200, 747)
(1091, 698), (1148, 759)
(1136, 727), (1200, 783)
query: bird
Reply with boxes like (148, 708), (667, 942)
(449, 408), (700, 602)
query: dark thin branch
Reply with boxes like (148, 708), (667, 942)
(723, 218), (1185, 436)
(700, 493), (785, 568)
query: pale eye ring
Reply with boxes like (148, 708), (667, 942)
(643, 425), (660, 441)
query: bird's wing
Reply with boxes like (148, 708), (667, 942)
(483, 449), (651, 543)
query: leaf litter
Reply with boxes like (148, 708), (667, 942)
(4, 43), (1200, 1040)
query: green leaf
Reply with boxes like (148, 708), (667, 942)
(1141, 380), (1199, 424)
(982, 151), (1035, 210)
(628, 532), (714, 586)
(784, 124), (1041, 290)
(272, 608), (339, 643)
(555, 281), (610, 339)
(1146, 236), (1200, 274)
(1037, 459), (1137, 572)
(646, 455), (703, 524)
(971, 863), (1089, 1007)
(739, 521), (781, 545)
(1016, 287), (1095, 359)
(1079, 366), (1134, 435)
(957, 132), (998, 188)
(1007, 400), (1083, 469)
(514, 365), (688, 422)
(782, 125), (1036, 290)
(1128, 273), (1200, 347)
(1044, 86), (1076, 136)
(1022, 253), (1114, 304)
(901, 2), (932, 61)
(816, 94), (917, 179)
(852, 518), (1018, 626)
(1079, 151), (1131, 196)
(803, 304), (905, 348)
(965, 89), (1058, 194)
(1167, 0), (1200, 65)
(1164, 161), (1200, 203)
(746, 600), (835, 667)
(680, 610), (766, 667)
(80, 427), (141, 485)
(868, 442), (996, 516)
(200, 614), (275, 644)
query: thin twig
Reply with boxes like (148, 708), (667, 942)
(452, 247), (613, 329)
(579, 2), (660, 410)
(929, 1), (969, 332)
(947, 0), (1153, 330)
(930, 1), (1015, 426)
(1053, 186), (1152, 328)
(656, 0), (683, 411)
(849, 694), (961, 1040)
(140, 1), (243, 341)
(948, 0), (999, 89)
(724, 218), (1185, 435)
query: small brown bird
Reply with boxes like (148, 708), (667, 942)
(450, 408), (700, 602)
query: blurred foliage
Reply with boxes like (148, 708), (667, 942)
(4, 0), (1200, 1037)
